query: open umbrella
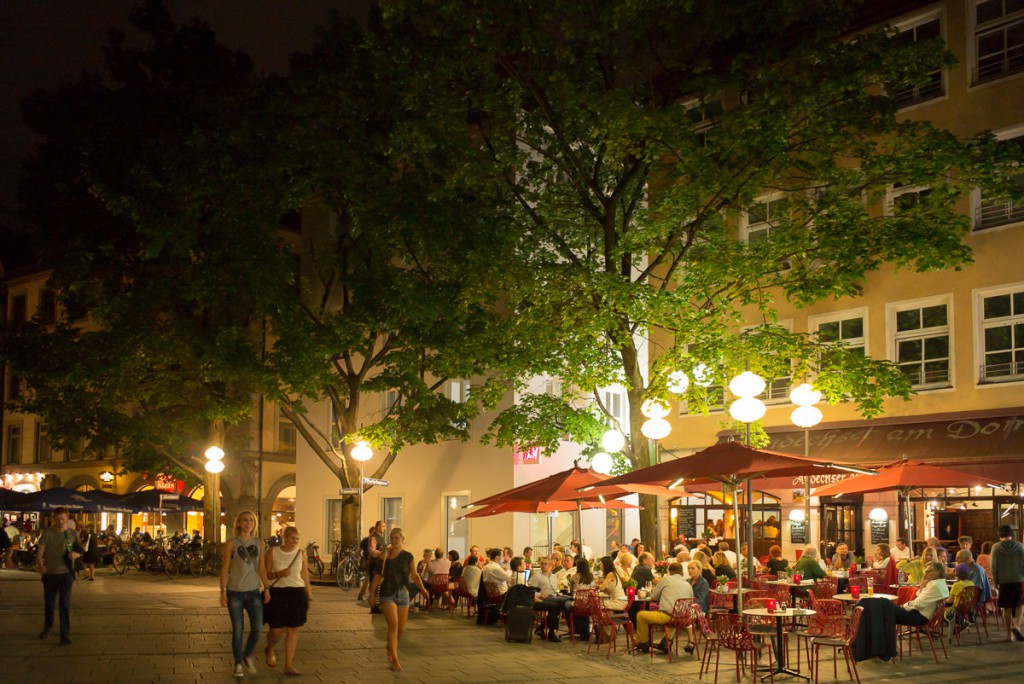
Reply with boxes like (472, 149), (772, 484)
(0, 487), (33, 511)
(593, 441), (856, 610)
(24, 488), (98, 512)
(812, 457), (996, 544)
(461, 498), (637, 519)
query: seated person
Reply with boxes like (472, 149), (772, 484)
(897, 547), (939, 586)
(528, 557), (569, 642)
(712, 552), (736, 581)
(792, 546), (827, 581)
(872, 544), (891, 570)
(461, 555), (481, 598)
(628, 552), (657, 624)
(764, 545), (789, 575)
(893, 562), (950, 626)
(633, 563), (694, 653)
(954, 549), (991, 605)
(830, 543), (854, 570)
(943, 562), (975, 623)
(718, 541), (737, 568)
(598, 556), (627, 610)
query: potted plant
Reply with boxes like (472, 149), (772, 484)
(716, 575), (729, 591)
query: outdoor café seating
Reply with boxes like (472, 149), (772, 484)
(587, 594), (634, 659)
(809, 605), (865, 684)
(711, 613), (775, 684)
(646, 597), (696, 662)
(792, 598), (845, 673)
(897, 599), (948, 663)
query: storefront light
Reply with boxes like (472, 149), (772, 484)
(868, 507), (888, 521)
(788, 509), (805, 522)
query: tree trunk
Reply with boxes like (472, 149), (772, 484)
(202, 468), (220, 545)
(638, 494), (658, 554)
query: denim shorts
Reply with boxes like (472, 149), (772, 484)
(380, 587), (410, 607)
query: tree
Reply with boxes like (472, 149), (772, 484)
(375, 0), (1024, 547)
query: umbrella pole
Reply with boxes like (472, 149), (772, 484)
(732, 482), (743, 613)
(576, 499), (583, 553)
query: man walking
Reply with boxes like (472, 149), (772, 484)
(36, 507), (83, 645)
(358, 520), (386, 607)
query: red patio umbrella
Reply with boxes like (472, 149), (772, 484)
(460, 498), (637, 519)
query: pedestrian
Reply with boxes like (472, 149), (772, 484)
(220, 510), (271, 679)
(369, 527), (429, 672)
(80, 524), (100, 581)
(35, 507), (83, 645)
(263, 525), (313, 676)
(990, 524), (1024, 642)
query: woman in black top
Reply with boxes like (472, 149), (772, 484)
(448, 550), (463, 580)
(369, 528), (428, 671)
(765, 545), (789, 575)
(712, 552), (736, 581)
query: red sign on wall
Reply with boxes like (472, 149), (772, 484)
(514, 444), (543, 464)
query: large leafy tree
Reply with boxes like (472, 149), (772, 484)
(376, 0), (1024, 546)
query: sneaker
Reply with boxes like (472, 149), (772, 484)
(1011, 626), (1024, 642)
(243, 656), (257, 674)
(233, 663), (245, 678)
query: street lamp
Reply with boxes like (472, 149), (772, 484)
(601, 428), (626, 454)
(350, 440), (373, 553)
(728, 371), (767, 581)
(789, 382), (823, 549)
(204, 446), (225, 545)
(641, 395), (674, 559)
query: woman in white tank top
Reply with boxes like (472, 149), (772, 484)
(262, 526), (312, 675)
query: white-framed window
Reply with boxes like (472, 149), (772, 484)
(3, 423), (22, 465)
(742, 323), (793, 403)
(972, 0), (1024, 85)
(35, 423), (53, 463)
(601, 387), (626, 424)
(890, 11), (945, 108)
(741, 194), (791, 271)
(809, 308), (868, 358)
(382, 497), (404, 539)
(382, 389), (399, 414)
(278, 418), (297, 453)
(888, 296), (953, 389)
(449, 379), (471, 403)
(543, 376), (562, 397)
(975, 283), (1024, 383)
(684, 96), (724, 147)
(975, 128), (1024, 231)
(885, 183), (932, 215)
(442, 492), (470, 558)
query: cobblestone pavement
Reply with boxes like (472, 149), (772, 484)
(2, 568), (1023, 683)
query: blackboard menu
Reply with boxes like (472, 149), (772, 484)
(790, 521), (806, 545)
(870, 520), (889, 545)
(676, 507), (696, 538)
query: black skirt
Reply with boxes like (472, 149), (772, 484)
(265, 587), (309, 628)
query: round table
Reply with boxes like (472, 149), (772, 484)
(834, 592), (898, 602)
(767, 579), (815, 607)
(741, 607), (816, 681)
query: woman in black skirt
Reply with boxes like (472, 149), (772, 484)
(80, 524), (101, 581)
(262, 526), (313, 675)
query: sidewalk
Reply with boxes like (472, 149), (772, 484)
(1, 569), (1022, 683)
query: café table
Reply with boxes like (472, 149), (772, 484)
(767, 578), (815, 607)
(834, 592), (898, 602)
(741, 607), (816, 681)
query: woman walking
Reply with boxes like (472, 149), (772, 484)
(262, 526), (312, 675)
(80, 524), (100, 581)
(369, 527), (428, 671)
(220, 511), (271, 678)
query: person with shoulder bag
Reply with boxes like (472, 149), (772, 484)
(369, 528), (428, 672)
(263, 526), (313, 676)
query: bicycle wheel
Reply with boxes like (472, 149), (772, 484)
(312, 558), (325, 579)
(338, 557), (360, 590)
(187, 553), (203, 578)
(112, 550), (131, 575)
(205, 552), (222, 576)
(164, 553), (180, 579)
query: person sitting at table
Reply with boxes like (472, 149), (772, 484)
(897, 547), (939, 586)
(461, 555), (481, 598)
(598, 556), (628, 610)
(976, 541), (993, 578)
(555, 554), (575, 590)
(765, 545), (789, 575)
(691, 551), (717, 587)
(686, 560), (710, 615)
(792, 546), (827, 581)
(943, 562), (975, 624)
(954, 549), (991, 610)
(889, 538), (912, 563)
(616, 551), (636, 582)
(718, 541), (737, 568)
(739, 542), (761, 575)
(509, 556), (529, 585)
(872, 543), (891, 570)
(634, 563), (694, 654)
(675, 549), (691, 564)
(528, 557), (569, 642)
(831, 543), (854, 570)
(673, 534), (689, 555)
(713, 552), (736, 581)
(481, 547), (510, 592)
(893, 562), (949, 626)
(628, 552), (658, 625)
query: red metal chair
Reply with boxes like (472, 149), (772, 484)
(709, 589), (735, 616)
(897, 600), (948, 663)
(427, 573), (450, 611)
(743, 597), (783, 655)
(483, 581), (506, 625)
(947, 585), (981, 646)
(587, 596), (635, 659)
(449, 576), (476, 617)
(846, 576), (868, 592)
(566, 588), (596, 644)
(810, 606), (864, 684)
(712, 613), (774, 684)
(808, 579), (835, 605)
(695, 608), (720, 679)
(895, 584), (919, 605)
(647, 597), (696, 662)
(792, 599), (845, 674)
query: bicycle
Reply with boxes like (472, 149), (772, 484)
(306, 541), (325, 579)
(112, 541), (145, 575)
(334, 542), (364, 590)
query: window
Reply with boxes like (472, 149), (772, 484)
(35, 423), (53, 463)
(10, 294), (27, 325)
(4, 424), (22, 465)
(382, 497), (404, 539)
(382, 389), (399, 414)
(601, 387), (626, 425)
(811, 309), (868, 358)
(7, 370), (23, 400)
(890, 15), (944, 107)
(742, 195), (791, 270)
(449, 379), (470, 403)
(278, 419), (297, 454)
(890, 298), (952, 388)
(977, 285), (1024, 382)
(887, 183), (932, 215)
(443, 493), (470, 559)
(38, 289), (57, 325)
(973, 0), (1024, 84)
(976, 132), (1024, 231)
(684, 96), (723, 147)
(543, 377), (562, 397)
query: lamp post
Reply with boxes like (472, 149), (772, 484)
(641, 398), (672, 558)
(350, 441), (373, 549)
(728, 371), (767, 581)
(204, 446), (225, 545)
(789, 382), (823, 551)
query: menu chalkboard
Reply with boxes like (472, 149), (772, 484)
(870, 520), (889, 545)
(790, 521), (807, 545)
(676, 507), (696, 538)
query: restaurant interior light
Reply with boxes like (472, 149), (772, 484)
(601, 429), (626, 453)
(729, 371), (766, 398)
(728, 396), (766, 423)
(640, 417), (672, 441)
(640, 398), (671, 419)
(667, 370), (690, 394)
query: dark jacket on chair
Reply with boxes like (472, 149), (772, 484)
(851, 597), (897, 662)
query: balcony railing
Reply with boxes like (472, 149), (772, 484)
(976, 198), (1024, 231)
(980, 361), (1024, 383)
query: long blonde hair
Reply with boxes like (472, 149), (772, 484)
(232, 510), (258, 537)
(692, 550), (714, 573)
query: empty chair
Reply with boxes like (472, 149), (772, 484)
(711, 613), (774, 684)
(809, 606), (865, 684)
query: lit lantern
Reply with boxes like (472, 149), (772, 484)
(790, 405), (823, 428)
(789, 382), (822, 407)
(601, 429), (626, 453)
(728, 396), (767, 423)
(728, 371), (766, 398)
(667, 370), (690, 394)
(640, 418), (672, 441)
(640, 398), (671, 419)
(590, 452), (614, 475)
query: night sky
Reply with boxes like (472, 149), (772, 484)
(0, 0), (371, 231)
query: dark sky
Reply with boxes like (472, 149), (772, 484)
(0, 0), (371, 225)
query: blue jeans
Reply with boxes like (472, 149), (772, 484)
(227, 589), (263, 664)
(42, 572), (75, 638)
